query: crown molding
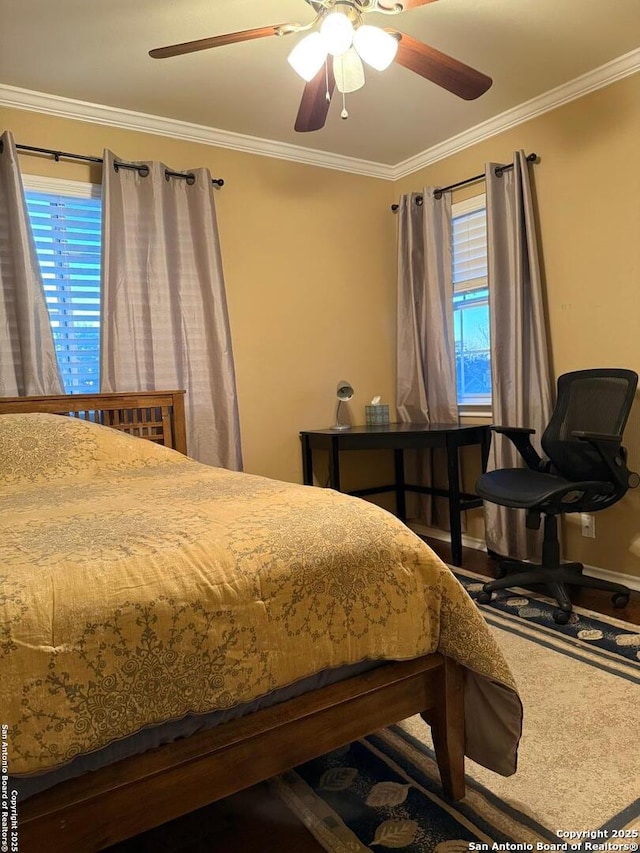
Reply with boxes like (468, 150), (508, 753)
(1, 46), (638, 181)
(392, 47), (640, 180)
(0, 83), (392, 180)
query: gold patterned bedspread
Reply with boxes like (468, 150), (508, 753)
(0, 413), (521, 778)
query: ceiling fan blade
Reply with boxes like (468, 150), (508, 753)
(392, 32), (492, 100)
(149, 25), (286, 59)
(295, 64), (336, 132)
(377, 0), (440, 10)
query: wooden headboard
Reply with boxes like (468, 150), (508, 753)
(0, 390), (188, 454)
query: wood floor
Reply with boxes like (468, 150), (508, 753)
(107, 538), (639, 853)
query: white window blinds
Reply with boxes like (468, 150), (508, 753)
(452, 205), (488, 293)
(25, 186), (102, 394)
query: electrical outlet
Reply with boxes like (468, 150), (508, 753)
(581, 513), (596, 538)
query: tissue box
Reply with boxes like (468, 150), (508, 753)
(365, 404), (390, 426)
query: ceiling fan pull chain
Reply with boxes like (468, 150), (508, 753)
(325, 60), (332, 102)
(341, 91), (349, 120)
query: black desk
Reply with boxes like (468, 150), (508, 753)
(299, 423), (490, 566)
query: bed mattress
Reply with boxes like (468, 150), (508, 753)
(0, 412), (522, 783)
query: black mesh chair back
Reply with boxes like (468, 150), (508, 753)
(541, 369), (638, 483)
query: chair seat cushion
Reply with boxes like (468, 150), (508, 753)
(475, 468), (610, 509)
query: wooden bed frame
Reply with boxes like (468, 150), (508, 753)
(2, 392), (466, 853)
(0, 390), (188, 454)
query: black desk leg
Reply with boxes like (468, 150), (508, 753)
(328, 437), (341, 492)
(394, 448), (406, 520)
(446, 438), (463, 566)
(301, 435), (313, 486)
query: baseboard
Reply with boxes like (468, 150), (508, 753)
(409, 522), (640, 593)
(409, 523), (487, 553)
(578, 563), (640, 593)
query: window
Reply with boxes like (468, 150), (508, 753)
(452, 195), (491, 409)
(24, 177), (102, 394)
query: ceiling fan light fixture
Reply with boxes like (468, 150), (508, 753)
(288, 32), (329, 81)
(334, 48), (365, 94)
(320, 12), (355, 57)
(149, 2), (494, 134)
(353, 25), (398, 71)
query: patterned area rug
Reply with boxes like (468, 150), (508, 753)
(273, 567), (640, 851)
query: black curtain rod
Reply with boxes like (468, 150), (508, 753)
(390, 152), (537, 212)
(12, 143), (225, 187)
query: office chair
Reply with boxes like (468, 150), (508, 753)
(475, 368), (639, 624)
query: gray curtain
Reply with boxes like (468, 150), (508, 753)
(485, 150), (553, 558)
(396, 189), (458, 524)
(100, 150), (242, 470)
(0, 130), (63, 396)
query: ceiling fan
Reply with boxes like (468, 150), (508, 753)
(149, 0), (492, 133)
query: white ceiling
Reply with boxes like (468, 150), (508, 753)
(1, 0), (639, 167)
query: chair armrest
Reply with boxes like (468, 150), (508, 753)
(489, 425), (546, 472)
(491, 426), (535, 436)
(572, 431), (640, 490)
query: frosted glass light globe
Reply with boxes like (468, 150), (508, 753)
(320, 12), (354, 57)
(334, 48), (365, 93)
(353, 25), (398, 71)
(288, 32), (328, 81)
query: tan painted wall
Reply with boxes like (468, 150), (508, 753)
(0, 106), (398, 488)
(395, 72), (640, 579)
(3, 70), (640, 578)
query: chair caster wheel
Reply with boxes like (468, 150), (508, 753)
(476, 591), (493, 604)
(553, 609), (571, 625)
(612, 593), (630, 609)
